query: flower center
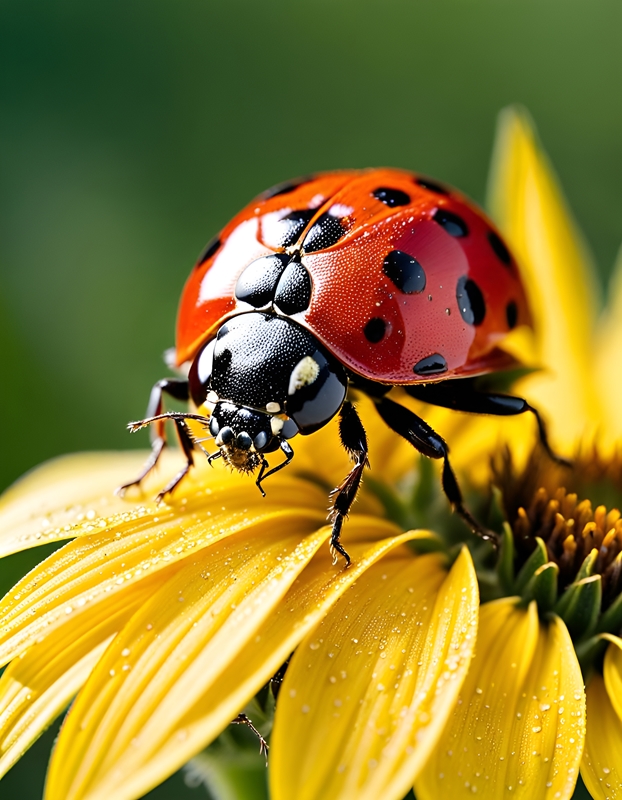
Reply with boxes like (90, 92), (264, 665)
(493, 444), (622, 652)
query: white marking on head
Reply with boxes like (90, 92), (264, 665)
(266, 401), (281, 414)
(207, 390), (219, 404)
(271, 417), (285, 435)
(288, 356), (320, 396)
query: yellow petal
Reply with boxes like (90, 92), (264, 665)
(417, 600), (585, 800)
(0, 572), (166, 779)
(45, 518), (343, 800)
(0, 448), (333, 556)
(270, 547), (478, 800)
(487, 107), (600, 449)
(0, 477), (326, 666)
(0, 451), (177, 556)
(603, 635), (622, 724)
(581, 672), (622, 799)
(594, 246), (622, 445)
(53, 524), (426, 800)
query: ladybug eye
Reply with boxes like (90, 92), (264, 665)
(188, 338), (216, 406)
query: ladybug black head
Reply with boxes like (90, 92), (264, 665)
(188, 311), (348, 472)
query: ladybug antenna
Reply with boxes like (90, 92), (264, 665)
(127, 411), (210, 434)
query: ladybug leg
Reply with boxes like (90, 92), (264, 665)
(231, 713), (269, 761)
(255, 440), (295, 497)
(117, 379), (191, 496)
(329, 402), (370, 567)
(154, 419), (195, 504)
(406, 382), (571, 467)
(375, 397), (498, 546)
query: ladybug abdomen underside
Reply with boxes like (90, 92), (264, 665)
(177, 169), (529, 383)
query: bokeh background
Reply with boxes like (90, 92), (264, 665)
(1, 1), (621, 797)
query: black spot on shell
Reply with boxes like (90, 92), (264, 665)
(260, 176), (312, 200)
(372, 187), (411, 208)
(235, 254), (290, 308)
(488, 230), (512, 266)
(456, 276), (486, 326)
(197, 236), (221, 266)
(433, 208), (469, 237)
(383, 250), (426, 294)
(302, 212), (345, 253)
(413, 354), (448, 376)
(363, 317), (386, 343)
(274, 259), (312, 314)
(415, 177), (449, 195)
(506, 300), (518, 330)
(274, 209), (316, 248)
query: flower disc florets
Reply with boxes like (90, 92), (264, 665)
(494, 445), (622, 647)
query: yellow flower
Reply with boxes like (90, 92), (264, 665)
(0, 106), (621, 800)
(0, 440), (478, 800)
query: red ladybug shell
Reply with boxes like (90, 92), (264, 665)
(176, 169), (529, 384)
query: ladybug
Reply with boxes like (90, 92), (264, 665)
(119, 169), (566, 564)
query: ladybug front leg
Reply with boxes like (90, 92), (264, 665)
(375, 397), (498, 546)
(117, 378), (191, 497)
(255, 440), (295, 497)
(329, 401), (370, 567)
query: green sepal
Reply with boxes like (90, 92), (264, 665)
(576, 547), (598, 580)
(365, 476), (413, 530)
(497, 523), (516, 595)
(488, 485), (509, 535)
(474, 365), (542, 394)
(513, 537), (548, 594)
(574, 634), (609, 675)
(597, 570), (622, 634)
(407, 532), (447, 555)
(186, 750), (268, 800)
(519, 562), (559, 613)
(555, 575), (602, 641)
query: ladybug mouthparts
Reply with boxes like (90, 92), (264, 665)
(208, 402), (284, 473)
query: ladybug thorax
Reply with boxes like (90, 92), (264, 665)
(188, 312), (347, 471)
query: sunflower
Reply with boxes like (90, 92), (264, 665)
(0, 107), (620, 800)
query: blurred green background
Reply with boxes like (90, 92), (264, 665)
(1, 0), (620, 796)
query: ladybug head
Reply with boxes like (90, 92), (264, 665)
(188, 311), (348, 472)
(206, 401), (289, 473)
